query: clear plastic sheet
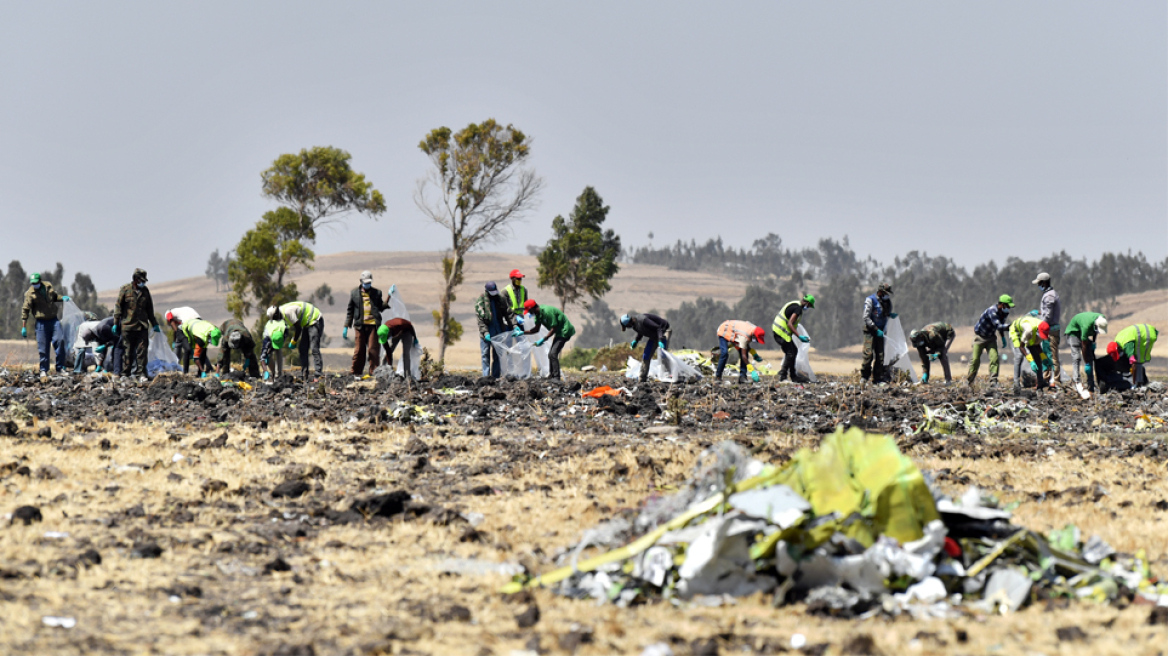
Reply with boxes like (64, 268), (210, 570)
(626, 348), (703, 382)
(58, 299), (85, 365)
(490, 333), (543, 379)
(794, 325), (817, 382)
(395, 343), (422, 380)
(882, 316), (919, 383)
(384, 289), (411, 323)
(146, 332), (181, 378)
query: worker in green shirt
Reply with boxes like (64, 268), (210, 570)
(515, 299), (575, 380)
(1063, 312), (1108, 393)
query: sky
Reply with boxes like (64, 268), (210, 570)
(1, 1), (1165, 290)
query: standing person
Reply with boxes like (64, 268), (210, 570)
(114, 269), (161, 380)
(715, 320), (766, 383)
(910, 322), (956, 384)
(1107, 324), (1159, 388)
(1033, 272), (1062, 386)
(475, 282), (514, 378)
(268, 302), (324, 381)
(620, 312), (673, 383)
(771, 294), (815, 383)
(344, 271), (388, 377)
(165, 307), (201, 374)
(516, 299), (575, 380)
(218, 318), (259, 378)
(20, 273), (70, 375)
(504, 269), (528, 316)
(180, 318), (223, 377)
(1009, 314), (1048, 391)
(378, 317), (418, 378)
(860, 283), (895, 383)
(260, 320), (287, 381)
(72, 314), (111, 374)
(966, 295), (1014, 385)
(1063, 312), (1108, 393)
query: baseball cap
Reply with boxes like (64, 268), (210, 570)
(523, 299), (537, 312)
(485, 281), (498, 296)
(29, 273), (41, 284)
(360, 270), (373, 284)
(998, 294), (1015, 307)
(1032, 272), (1051, 285)
(509, 269), (524, 279)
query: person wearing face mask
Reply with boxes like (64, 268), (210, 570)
(217, 318), (259, 378)
(21, 273), (70, 375)
(966, 294), (1015, 385)
(860, 283), (895, 383)
(1033, 272), (1062, 386)
(114, 268), (160, 380)
(344, 271), (388, 377)
(475, 281), (515, 378)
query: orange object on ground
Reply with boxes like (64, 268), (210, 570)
(581, 386), (622, 398)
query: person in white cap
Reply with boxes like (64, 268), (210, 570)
(165, 307), (202, 374)
(344, 270), (388, 377)
(1033, 272), (1061, 386)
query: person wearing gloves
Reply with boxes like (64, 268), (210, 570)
(378, 317), (418, 378)
(72, 314), (113, 374)
(20, 272), (70, 375)
(180, 318), (223, 377)
(504, 269), (528, 316)
(620, 312), (672, 383)
(515, 299), (575, 380)
(475, 282), (514, 378)
(860, 283), (895, 383)
(268, 302), (324, 381)
(967, 295), (1015, 385)
(345, 271), (388, 377)
(771, 294), (815, 383)
(165, 307), (201, 374)
(910, 322), (956, 384)
(260, 320), (287, 380)
(1033, 272), (1062, 386)
(1107, 324), (1159, 388)
(1009, 314), (1049, 391)
(218, 318), (259, 378)
(715, 320), (766, 383)
(1063, 312), (1108, 393)
(114, 268), (160, 379)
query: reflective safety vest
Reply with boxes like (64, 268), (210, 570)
(1009, 316), (1041, 349)
(263, 319), (287, 338)
(772, 301), (800, 342)
(1116, 324), (1159, 364)
(282, 301), (322, 327)
(182, 318), (221, 346)
(504, 284), (527, 314)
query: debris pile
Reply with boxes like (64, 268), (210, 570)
(505, 428), (1168, 615)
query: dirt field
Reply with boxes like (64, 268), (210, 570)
(2, 367), (1167, 655)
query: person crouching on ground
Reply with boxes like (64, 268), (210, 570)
(516, 299), (575, 380)
(715, 320), (766, 383)
(910, 322), (955, 384)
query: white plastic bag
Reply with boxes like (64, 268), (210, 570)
(531, 327), (552, 378)
(491, 333), (535, 379)
(384, 289), (411, 323)
(146, 332), (181, 378)
(794, 326), (817, 382)
(626, 349), (702, 382)
(882, 317), (919, 383)
(395, 343), (422, 381)
(59, 300), (85, 365)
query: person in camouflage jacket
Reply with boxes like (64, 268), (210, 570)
(475, 282), (515, 378)
(114, 268), (160, 378)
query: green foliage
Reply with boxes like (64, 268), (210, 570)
(559, 347), (597, 370)
(431, 310), (463, 345)
(226, 208), (313, 320)
(70, 272), (108, 317)
(733, 286), (785, 336)
(416, 119), (543, 363)
(592, 344), (638, 371)
(0, 261), (104, 338)
(261, 146), (386, 230)
(665, 297), (733, 350)
(537, 186), (622, 310)
(574, 298), (627, 348)
(311, 283), (335, 307)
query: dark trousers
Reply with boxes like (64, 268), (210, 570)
(122, 329), (148, 377)
(641, 335), (669, 363)
(548, 334), (570, 379)
(298, 319), (324, 378)
(1014, 344), (1048, 390)
(384, 330), (416, 378)
(108, 336), (124, 375)
(174, 331), (192, 374)
(481, 333), (502, 378)
(350, 325), (380, 376)
(777, 334), (800, 381)
(715, 337), (748, 381)
(35, 319), (66, 373)
(860, 330), (885, 382)
(219, 340), (260, 378)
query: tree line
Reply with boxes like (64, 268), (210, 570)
(0, 261), (106, 339)
(620, 236), (1168, 351)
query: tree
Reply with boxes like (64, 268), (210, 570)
(70, 272), (107, 317)
(228, 147), (384, 321)
(206, 249), (230, 292)
(226, 209), (315, 320)
(311, 283), (335, 307)
(414, 119), (544, 362)
(537, 187), (622, 310)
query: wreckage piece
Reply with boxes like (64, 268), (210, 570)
(728, 485), (811, 529)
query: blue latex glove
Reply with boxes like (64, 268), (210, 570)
(153, 325), (161, 333)
(921, 372), (929, 383)
(94, 366), (103, 373)
(750, 370), (760, 383)
(630, 340), (638, 349)
(876, 329), (884, 338)
(928, 353), (939, 361)
(21, 327), (27, 338)
(95, 344), (106, 352)
(889, 313), (898, 319)
(511, 327), (523, 337)
(752, 353), (763, 363)
(515, 315), (525, 325)
(658, 341), (665, 350)
(535, 338), (545, 347)
(62, 295), (70, 302)
(343, 327), (348, 340)
(1000, 336), (1009, 349)
(112, 324), (119, 335)
(1084, 364), (1093, 375)
(481, 334), (490, 344)
(389, 284), (396, 295)
(199, 372), (207, 378)
(263, 371), (270, 380)
(798, 335), (810, 343)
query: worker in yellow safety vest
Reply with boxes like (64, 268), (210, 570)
(1106, 324), (1159, 388)
(771, 294), (814, 383)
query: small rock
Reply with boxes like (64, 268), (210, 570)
(77, 549), (101, 567)
(36, 426), (51, 438)
(437, 605), (472, 622)
(34, 465), (65, 480)
(131, 542), (163, 559)
(515, 603), (540, 628)
(201, 480), (229, 495)
(12, 505), (43, 525)
(271, 480), (310, 499)
(264, 557), (292, 574)
(1148, 606), (1168, 626)
(1056, 626), (1088, 642)
(282, 464), (326, 481)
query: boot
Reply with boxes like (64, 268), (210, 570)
(638, 363), (650, 383)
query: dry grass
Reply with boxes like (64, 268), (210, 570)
(1, 422), (1167, 655)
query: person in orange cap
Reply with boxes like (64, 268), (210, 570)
(504, 269), (528, 316)
(715, 320), (766, 383)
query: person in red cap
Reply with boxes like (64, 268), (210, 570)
(1106, 324), (1159, 388)
(513, 299), (574, 379)
(504, 269), (528, 316)
(715, 320), (766, 383)
(165, 307), (201, 374)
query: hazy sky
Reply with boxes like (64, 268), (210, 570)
(2, 2), (1164, 290)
